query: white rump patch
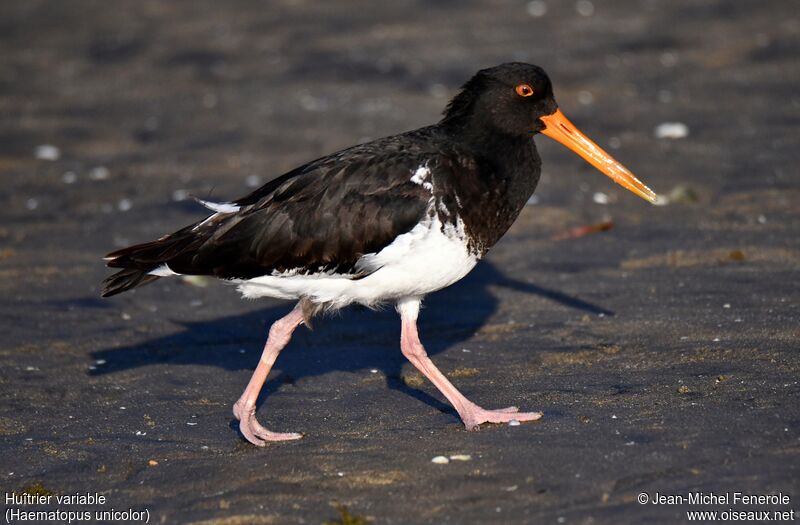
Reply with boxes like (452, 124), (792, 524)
(148, 263), (179, 277)
(410, 165), (433, 191)
(196, 199), (240, 213)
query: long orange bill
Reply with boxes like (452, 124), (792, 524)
(540, 109), (658, 204)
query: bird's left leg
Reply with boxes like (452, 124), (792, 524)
(233, 302), (305, 446)
(397, 298), (542, 430)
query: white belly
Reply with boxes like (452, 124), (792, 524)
(235, 213), (479, 308)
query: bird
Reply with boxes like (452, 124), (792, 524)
(102, 62), (657, 446)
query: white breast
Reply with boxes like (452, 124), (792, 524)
(235, 211), (479, 309)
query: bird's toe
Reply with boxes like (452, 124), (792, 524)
(462, 406), (543, 429)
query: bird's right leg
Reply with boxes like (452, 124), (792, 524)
(233, 302), (305, 446)
(397, 298), (542, 430)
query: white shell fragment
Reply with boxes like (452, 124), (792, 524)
(508, 419), (521, 426)
(431, 455), (450, 464)
(449, 454), (472, 461)
(35, 144), (60, 161)
(654, 122), (689, 139)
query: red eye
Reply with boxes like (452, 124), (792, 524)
(515, 84), (534, 97)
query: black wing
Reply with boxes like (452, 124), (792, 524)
(103, 130), (460, 295)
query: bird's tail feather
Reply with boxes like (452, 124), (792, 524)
(101, 268), (160, 297)
(101, 229), (199, 297)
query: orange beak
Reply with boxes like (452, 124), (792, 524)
(540, 109), (657, 204)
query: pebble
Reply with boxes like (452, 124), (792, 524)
(665, 184), (699, 204)
(428, 83), (448, 99)
(26, 198), (39, 211)
(62, 171), (77, 184)
(577, 90), (594, 105)
(660, 52), (678, 67)
(89, 166), (110, 180)
(526, 1), (547, 17)
(35, 144), (60, 161)
(431, 456), (450, 464)
(508, 419), (521, 426)
(654, 122), (689, 139)
(592, 192), (609, 204)
(576, 0), (595, 16)
(202, 93), (218, 109)
(172, 189), (191, 201)
(117, 198), (132, 212)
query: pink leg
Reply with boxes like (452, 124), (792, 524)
(397, 298), (542, 430)
(232, 303), (305, 446)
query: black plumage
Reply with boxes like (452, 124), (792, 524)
(103, 64), (555, 297)
(102, 62), (657, 446)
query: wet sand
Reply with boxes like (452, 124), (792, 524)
(1, 1), (798, 523)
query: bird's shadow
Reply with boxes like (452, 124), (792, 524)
(90, 260), (612, 414)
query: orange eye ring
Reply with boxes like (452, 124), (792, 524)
(515, 84), (534, 97)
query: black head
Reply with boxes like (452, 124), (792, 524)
(441, 62), (659, 204)
(442, 62), (559, 137)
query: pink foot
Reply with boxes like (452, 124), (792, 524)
(233, 400), (303, 446)
(461, 403), (542, 431)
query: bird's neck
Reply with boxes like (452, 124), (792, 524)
(442, 115), (538, 173)
(444, 117), (541, 189)
(439, 120), (542, 254)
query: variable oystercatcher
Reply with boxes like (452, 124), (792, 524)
(103, 63), (657, 446)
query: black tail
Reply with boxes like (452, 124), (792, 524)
(101, 268), (160, 297)
(101, 226), (201, 297)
